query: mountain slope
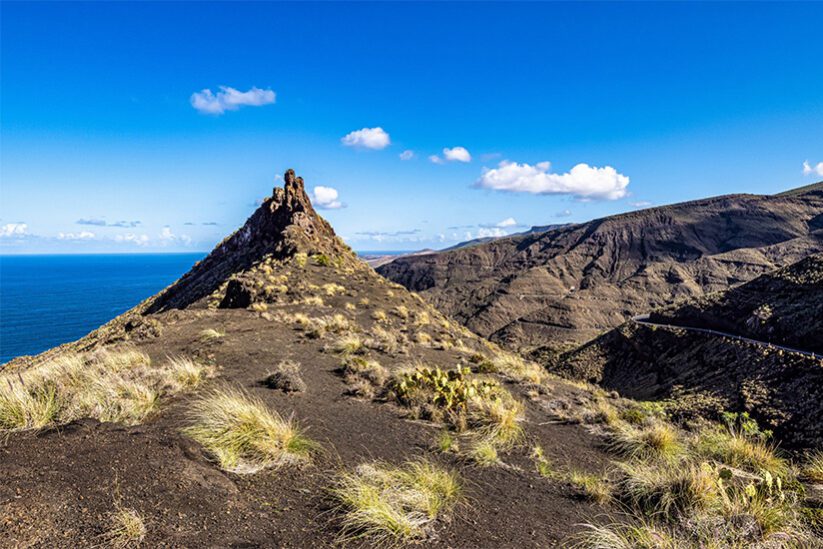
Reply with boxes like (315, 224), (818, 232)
(557, 255), (823, 448)
(378, 183), (823, 354)
(0, 170), (622, 548)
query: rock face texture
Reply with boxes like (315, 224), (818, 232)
(557, 254), (823, 448)
(145, 169), (352, 313)
(378, 183), (823, 354)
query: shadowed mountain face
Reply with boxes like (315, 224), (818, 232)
(556, 254), (823, 448)
(378, 184), (823, 353)
(145, 169), (350, 313)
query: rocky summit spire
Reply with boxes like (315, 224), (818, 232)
(144, 169), (352, 313)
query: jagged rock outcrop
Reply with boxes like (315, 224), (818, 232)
(145, 169), (353, 313)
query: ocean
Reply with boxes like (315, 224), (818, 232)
(0, 254), (205, 364)
(0, 251), (410, 364)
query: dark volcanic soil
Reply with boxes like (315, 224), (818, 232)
(1, 307), (615, 548)
(1, 171), (621, 548)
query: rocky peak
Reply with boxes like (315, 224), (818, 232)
(144, 169), (352, 312)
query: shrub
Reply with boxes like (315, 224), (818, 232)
(262, 360), (306, 394)
(393, 305), (409, 320)
(182, 386), (316, 473)
(371, 310), (388, 323)
(339, 356), (388, 397)
(293, 252), (308, 268)
(363, 326), (404, 355)
(391, 365), (523, 451)
(322, 283), (346, 296)
(302, 296), (324, 306)
(332, 459), (462, 544)
(249, 302), (268, 312)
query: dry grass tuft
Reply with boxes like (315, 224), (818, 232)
(472, 352), (547, 385)
(199, 328), (225, 341)
(105, 506), (147, 548)
(694, 427), (787, 477)
(608, 422), (684, 463)
(371, 310), (388, 323)
(0, 349), (213, 431)
(182, 386), (316, 473)
(332, 459), (462, 545)
(802, 450), (823, 482)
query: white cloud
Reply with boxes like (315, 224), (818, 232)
(312, 186), (344, 209)
(399, 150), (415, 160)
(115, 233), (150, 246)
(191, 86), (276, 115)
(341, 127), (391, 150)
(0, 223), (28, 238)
(476, 160), (630, 201)
(429, 155), (444, 164)
(630, 200), (653, 208)
(157, 226), (192, 245)
(443, 146), (472, 163)
(803, 160), (823, 176)
(496, 217), (517, 228)
(476, 227), (507, 238)
(57, 231), (95, 240)
(556, 209), (573, 218)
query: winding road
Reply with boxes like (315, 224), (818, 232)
(631, 314), (823, 361)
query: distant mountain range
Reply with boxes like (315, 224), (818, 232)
(379, 182), (823, 355)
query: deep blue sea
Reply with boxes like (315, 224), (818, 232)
(0, 251), (410, 364)
(0, 254), (204, 363)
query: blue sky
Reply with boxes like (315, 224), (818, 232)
(2, 2), (822, 254)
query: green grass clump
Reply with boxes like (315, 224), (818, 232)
(532, 446), (555, 478)
(569, 470), (611, 504)
(183, 386), (317, 473)
(332, 459), (461, 544)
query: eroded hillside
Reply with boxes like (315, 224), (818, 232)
(378, 183), (823, 355)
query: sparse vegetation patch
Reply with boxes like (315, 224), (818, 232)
(332, 459), (462, 545)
